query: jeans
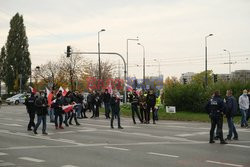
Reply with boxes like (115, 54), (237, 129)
(227, 117), (238, 139)
(34, 115), (47, 133)
(49, 108), (55, 122)
(131, 104), (142, 123)
(55, 111), (63, 127)
(75, 104), (82, 118)
(240, 109), (248, 126)
(146, 106), (156, 123)
(28, 111), (35, 130)
(104, 103), (111, 118)
(111, 105), (121, 127)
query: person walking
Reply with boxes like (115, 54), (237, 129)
(205, 90), (227, 144)
(239, 89), (249, 128)
(103, 89), (111, 119)
(110, 90), (123, 129)
(146, 89), (157, 124)
(224, 90), (238, 140)
(247, 90), (250, 122)
(24, 92), (36, 131)
(129, 89), (143, 124)
(34, 92), (49, 135)
(155, 94), (161, 121)
(87, 91), (96, 118)
(139, 91), (147, 123)
(53, 93), (64, 129)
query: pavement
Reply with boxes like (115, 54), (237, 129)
(0, 105), (249, 167)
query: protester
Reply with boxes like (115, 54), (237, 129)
(103, 89), (111, 119)
(146, 89), (157, 124)
(239, 89), (249, 128)
(110, 90), (123, 129)
(34, 92), (48, 135)
(87, 91), (96, 118)
(24, 92), (36, 131)
(53, 93), (64, 129)
(247, 90), (250, 122)
(155, 94), (161, 121)
(224, 90), (238, 140)
(129, 89), (143, 124)
(48, 91), (55, 123)
(68, 92), (80, 126)
(205, 90), (227, 144)
(139, 91), (147, 123)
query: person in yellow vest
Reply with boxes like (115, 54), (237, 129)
(155, 95), (161, 121)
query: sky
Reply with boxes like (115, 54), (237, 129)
(0, 0), (250, 79)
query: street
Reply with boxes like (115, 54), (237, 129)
(0, 105), (249, 167)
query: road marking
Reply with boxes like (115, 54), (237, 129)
(104, 146), (129, 151)
(0, 152), (8, 156)
(18, 157), (45, 163)
(227, 144), (250, 149)
(0, 123), (22, 127)
(176, 132), (208, 137)
(206, 160), (243, 167)
(147, 152), (179, 158)
(61, 165), (79, 167)
(0, 162), (15, 166)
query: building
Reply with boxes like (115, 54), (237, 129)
(180, 72), (196, 84)
(231, 70), (250, 82)
(217, 74), (230, 82)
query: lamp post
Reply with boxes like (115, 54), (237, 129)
(137, 43), (145, 89)
(205, 33), (213, 87)
(153, 59), (161, 77)
(223, 49), (231, 74)
(98, 29), (105, 80)
(126, 37), (139, 78)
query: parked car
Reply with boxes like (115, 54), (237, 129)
(6, 94), (26, 105)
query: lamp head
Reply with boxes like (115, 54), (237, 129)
(209, 34), (213, 36)
(101, 29), (105, 32)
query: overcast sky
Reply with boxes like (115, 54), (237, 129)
(0, 0), (250, 79)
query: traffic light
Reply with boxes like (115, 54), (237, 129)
(66, 45), (72, 57)
(183, 78), (187, 84)
(213, 74), (218, 83)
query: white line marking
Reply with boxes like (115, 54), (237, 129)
(206, 160), (243, 167)
(0, 123), (22, 127)
(0, 162), (15, 166)
(227, 144), (250, 149)
(18, 157), (45, 163)
(147, 152), (179, 158)
(0, 152), (8, 156)
(104, 146), (129, 151)
(176, 132), (208, 137)
(61, 165), (79, 167)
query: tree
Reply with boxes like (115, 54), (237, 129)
(4, 13), (31, 93)
(0, 46), (7, 96)
(191, 70), (213, 87)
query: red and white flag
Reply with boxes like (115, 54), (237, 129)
(57, 86), (68, 96)
(29, 86), (37, 94)
(62, 104), (73, 113)
(46, 87), (54, 107)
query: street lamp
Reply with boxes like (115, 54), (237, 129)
(126, 37), (139, 78)
(153, 59), (161, 77)
(223, 49), (232, 74)
(137, 43), (145, 89)
(98, 29), (106, 80)
(205, 33), (213, 87)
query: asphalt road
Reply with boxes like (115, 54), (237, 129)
(0, 105), (249, 167)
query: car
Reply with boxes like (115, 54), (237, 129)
(6, 94), (27, 105)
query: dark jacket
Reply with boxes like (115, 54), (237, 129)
(110, 95), (120, 112)
(87, 93), (94, 104)
(139, 94), (147, 109)
(103, 92), (111, 103)
(225, 96), (238, 118)
(35, 97), (48, 116)
(129, 93), (139, 105)
(146, 93), (156, 107)
(205, 95), (225, 118)
(53, 98), (64, 114)
(24, 95), (36, 112)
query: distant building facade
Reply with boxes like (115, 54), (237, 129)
(180, 72), (196, 84)
(231, 70), (250, 82)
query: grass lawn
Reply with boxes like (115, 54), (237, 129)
(100, 104), (242, 124)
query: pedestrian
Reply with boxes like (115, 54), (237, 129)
(205, 90), (227, 144)
(146, 89), (157, 124)
(33, 92), (48, 135)
(239, 89), (249, 128)
(224, 90), (238, 141)
(24, 92), (36, 131)
(103, 89), (111, 119)
(68, 92), (80, 126)
(87, 91), (96, 118)
(110, 90), (123, 129)
(155, 94), (161, 121)
(53, 93), (64, 129)
(48, 91), (55, 123)
(139, 91), (147, 123)
(247, 90), (250, 122)
(74, 91), (83, 119)
(94, 91), (101, 118)
(129, 89), (143, 124)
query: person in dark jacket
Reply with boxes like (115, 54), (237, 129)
(103, 89), (111, 119)
(34, 92), (48, 135)
(94, 91), (101, 118)
(247, 90), (250, 121)
(146, 89), (157, 124)
(87, 91), (95, 118)
(205, 91), (227, 144)
(129, 89), (143, 124)
(224, 90), (238, 140)
(53, 93), (64, 129)
(68, 92), (80, 126)
(24, 93), (36, 131)
(139, 91), (147, 123)
(110, 90), (123, 129)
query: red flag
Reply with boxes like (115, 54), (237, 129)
(62, 105), (73, 113)
(29, 86), (37, 94)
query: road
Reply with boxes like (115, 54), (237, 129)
(0, 105), (249, 167)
